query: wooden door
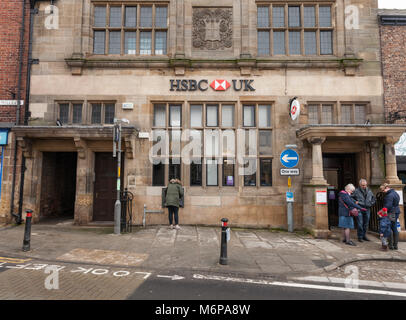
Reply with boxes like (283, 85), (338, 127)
(93, 152), (122, 221)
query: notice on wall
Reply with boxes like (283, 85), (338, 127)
(396, 190), (404, 205)
(316, 190), (327, 204)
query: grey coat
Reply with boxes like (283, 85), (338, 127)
(352, 187), (376, 209)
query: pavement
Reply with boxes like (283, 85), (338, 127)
(0, 219), (405, 279)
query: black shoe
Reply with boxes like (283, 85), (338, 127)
(389, 246), (394, 250)
(362, 237), (371, 241)
(358, 238), (363, 243)
(345, 241), (357, 246)
(393, 246), (398, 250)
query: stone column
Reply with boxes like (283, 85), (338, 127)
(384, 136), (402, 184)
(307, 137), (327, 185)
(369, 141), (385, 186)
(175, 0), (185, 58)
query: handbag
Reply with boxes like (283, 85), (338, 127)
(339, 197), (359, 217)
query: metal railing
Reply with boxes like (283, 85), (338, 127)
(120, 188), (133, 233)
(143, 204), (164, 228)
(369, 192), (384, 233)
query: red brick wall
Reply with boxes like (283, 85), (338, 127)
(380, 24), (406, 124)
(0, 0), (30, 124)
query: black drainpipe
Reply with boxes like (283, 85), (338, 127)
(17, 3), (38, 223)
(10, 0), (27, 224)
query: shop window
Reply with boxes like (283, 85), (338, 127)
(90, 102), (115, 125)
(58, 102), (84, 125)
(257, 3), (334, 56)
(242, 103), (273, 187)
(93, 3), (167, 55)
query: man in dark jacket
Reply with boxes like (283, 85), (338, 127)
(353, 179), (376, 242)
(380, 183), (400, 250)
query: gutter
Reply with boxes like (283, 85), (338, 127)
(10, 0), (27, 224)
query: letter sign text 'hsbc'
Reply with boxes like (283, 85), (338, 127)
(170, 79), (255, 92)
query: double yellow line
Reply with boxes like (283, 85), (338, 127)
(0, 256), (32, 264)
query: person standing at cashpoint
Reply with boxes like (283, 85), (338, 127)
(165, 179), (184, 230)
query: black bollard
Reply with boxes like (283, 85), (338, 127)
(219, 218), (228, 265)
(22, 210), (33, 252)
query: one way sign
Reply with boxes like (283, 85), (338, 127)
(280, 149), (299, 168)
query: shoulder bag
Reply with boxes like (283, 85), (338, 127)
(339, 197), (359, 217)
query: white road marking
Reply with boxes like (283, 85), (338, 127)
(157, 274), (185, 280)
(193, 274), (406, 298)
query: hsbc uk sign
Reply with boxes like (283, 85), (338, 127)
(170, 79), (255, 92)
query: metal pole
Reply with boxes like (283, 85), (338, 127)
(287, 176), (294, 232)
(219, 218), (228, 265)
(114, 122), (121, 235)
(22, 209), (32, 251)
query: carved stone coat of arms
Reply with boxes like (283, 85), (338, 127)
(192, 8), (233, 50)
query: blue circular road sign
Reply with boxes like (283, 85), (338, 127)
(280, 149), (299, 168)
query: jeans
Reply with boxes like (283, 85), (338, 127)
(356, 209), (370, 239)
(168, 206), (179, 225)
(389, 218), (399, 247)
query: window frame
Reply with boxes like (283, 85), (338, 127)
(256, 2), (335, 57)
(92, 3), (168, 56)
(88, 101), (116, 125)
(57, 101), (84, 125)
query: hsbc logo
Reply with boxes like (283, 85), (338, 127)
(170, 79), (255, 92)
(210, 79), (231, 91)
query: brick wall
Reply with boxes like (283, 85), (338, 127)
(0, 0), (30, 124)
(380, 19), (406, 124)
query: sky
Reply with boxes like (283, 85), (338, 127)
(378, 0), (406, 9)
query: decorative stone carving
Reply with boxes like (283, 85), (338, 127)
(17, 137), (33, 158)
(192, 8), (232, 50)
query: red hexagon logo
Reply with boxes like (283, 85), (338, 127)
(210, 79), (231, 91)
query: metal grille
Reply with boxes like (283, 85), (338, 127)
(109, 6), (122, 27)
(304, 31), (316, 55)
(258, 31), (270, 55)
(257, 6), (269, 28)
(272, 6), (285, 28)
(125, 6), (137, 27)
(319, 6), (332, 27)
(289, 31), (301, 55)
(140, 6), (152, 27)
(288, 6), (300, 27)
(273, 31), (285, 54)
(155, 31), (167, 54)
(155, 6), (167, 28)
(72, 104), (82, 124)
(304, 6), (316, 27)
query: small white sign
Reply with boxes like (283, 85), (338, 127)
(316, 190), (327, 204)
(396, 190), (404, 205)
(280, 168), (300, 176)
(122, 102), (134, 110)
(138, 132), (150, 139)
(0, 100), (24, 106)
(290, 99), (300, 121)
(226, 228), (230, 242)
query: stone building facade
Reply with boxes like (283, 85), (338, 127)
(2, 0), (406, 239)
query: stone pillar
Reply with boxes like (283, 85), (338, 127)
(307, 137), (327, 185)
(73, 138), (93, 225)
(175, 0), (185, 58)
(369, 141), (385, 186)
(384, 136), (402, 184)
(303, 137), (330, 239)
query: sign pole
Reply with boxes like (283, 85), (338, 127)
(287, 176), (294, 232)
(114, 122), (121, 235)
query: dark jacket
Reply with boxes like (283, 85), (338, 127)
(352, 187), (376, 209)
(379, 216), (392, 238)
(383, 189), (400, 219)
(165, 181), (184, 208)
(338, 191), (363, 217)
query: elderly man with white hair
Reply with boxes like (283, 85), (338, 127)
(352, 179), (376, 242)
(338, 183), (367, 246)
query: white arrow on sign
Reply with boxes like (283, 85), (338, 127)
(157, 274), (185, 281)
(282, 154), (298, 163)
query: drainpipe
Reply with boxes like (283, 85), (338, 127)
(17, 3), (38, 223)
(10, 0), (27, 224)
